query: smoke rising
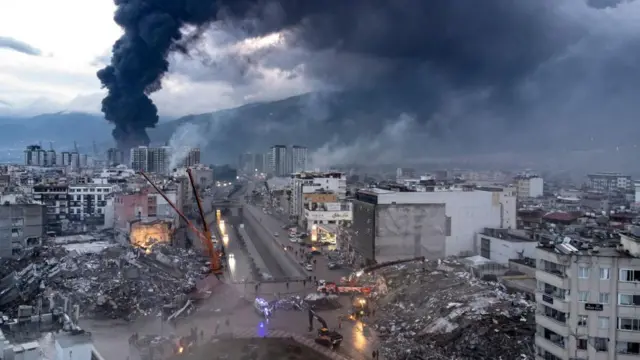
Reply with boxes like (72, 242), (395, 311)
(101, 0), (640, 170)
(167, 123), (208, 170)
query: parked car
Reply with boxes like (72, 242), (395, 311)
(305, 263), (313, 271)
(327, 262), (340, 270)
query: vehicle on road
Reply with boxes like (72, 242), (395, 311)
(305, 263), (313, 271)
(228, 253), (235, 258)
(273, 232), (279, 237)
(254, 298), (272, 317)
(308, 309), (343, 348)
(289, 237), (298, 243)
(327, 262), (341, 270)
(261, 272), (274, 280)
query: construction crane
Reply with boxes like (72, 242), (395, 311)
(138, 171), (223, 275)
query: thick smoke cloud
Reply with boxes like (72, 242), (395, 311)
(102, 0), (640, 168)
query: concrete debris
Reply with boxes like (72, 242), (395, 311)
(0, 243), (209, 321)
(374, 260), (535, 360)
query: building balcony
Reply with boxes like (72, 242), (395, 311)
(535, 312), (569, 337)
(536, 269), (569, 290)
(536, 292), (569, 313)
(535, 335), (567, 360)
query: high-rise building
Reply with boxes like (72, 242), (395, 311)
(106, 148), (125, 166)
(182, 148), (200, 167)
(46, 150), (56, 166)
(60, 152), (72, 167)
(269, 145), (289, 176)
(24, 145), (45, 166)
(253, 153), (264, 173)
(290, 145), (308, 173)
(130, 146), (170, 174)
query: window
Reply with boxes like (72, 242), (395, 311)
(620, 269), (640, 282)
(618, 318), (640, 331)
(579, 291), (589, 302)
(577, 338), (588, 350)
(578, 267), (590, 279)
(598, 317), (609, 329)
(599, 292), (609, 304)
(616, 341), (640, 355)
(599, 267), (610, 280)
(578, 315), (588, 327)
(594, 337), (608, 352)
(618, 294), (640, 306)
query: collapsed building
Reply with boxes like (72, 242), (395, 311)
(130, 219), (173, 250)
(0, 241), (209, 321)
(373, 260), (535, 360)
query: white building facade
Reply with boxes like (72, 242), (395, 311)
(68, 184), (114, 222)
(515, 175), (544, 198)
(290, 171), (347, 219)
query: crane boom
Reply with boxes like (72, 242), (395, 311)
(138, 171), (222, 274)
(186, 168), (223, 273)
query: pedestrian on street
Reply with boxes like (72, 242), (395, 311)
(303, 279), (306, 286)
(286, 282), (289, 289)
(372, 350), (376, 359)
(225, 318), (230, 327)
(372, 309), (376, 317)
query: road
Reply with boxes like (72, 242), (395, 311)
(243, 198), (381, 360)
(84, 181), (380, 360)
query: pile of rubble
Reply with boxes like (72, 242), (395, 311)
(0, 243), (208, 321)
(374, 260), (535, 360)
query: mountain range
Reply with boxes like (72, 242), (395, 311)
(0, 91), (436, 164)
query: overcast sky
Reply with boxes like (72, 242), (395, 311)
(0, 0), (314, 117)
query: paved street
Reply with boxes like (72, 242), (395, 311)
(242, 200), (382, 360)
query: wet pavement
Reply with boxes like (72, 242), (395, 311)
(81, 184), (380, 360)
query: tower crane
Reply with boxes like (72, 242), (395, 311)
(138, 170), (223, 275)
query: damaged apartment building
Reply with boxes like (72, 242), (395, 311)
(0, 204), (45, 259)
(113, 175), (192, 249)
(534, 228), (640, 360)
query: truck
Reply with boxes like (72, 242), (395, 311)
(317, 282), (372, 295)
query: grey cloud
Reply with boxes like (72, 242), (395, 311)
(0, 36), (42, 56)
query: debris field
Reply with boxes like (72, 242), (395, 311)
(374, 260), (536, 360)
(0, 243), (208, 321)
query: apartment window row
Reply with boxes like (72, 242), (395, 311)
(579, 267), (640, 282)
(618, 317), (640, 332)
(572, 315), (610, 329)
(578, 291), (610, 304)
(617, 341), (640, 355)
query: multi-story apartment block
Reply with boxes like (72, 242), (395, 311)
(290, 171), (347, 220)
(182, 148), (200, 167)
(535, 231), (640, 360)
(68, 184), (114, 223)
(515, 175), (544, 198)
(106, 148), (125, 166)
(268, 145), (289, 176)
(290, 145), (308, 173)
(588, 172), (632, 193)
(0, 204), (46, 259)
(130, 146), (170, 174)
(32, 184), (69, 234)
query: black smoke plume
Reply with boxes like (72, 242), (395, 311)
(100, 0), (629, 152)
(98, 0), (224, 149)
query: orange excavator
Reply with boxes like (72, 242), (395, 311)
(138, 169), (223, 275)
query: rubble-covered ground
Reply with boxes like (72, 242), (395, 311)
(374, 260), (535, 360)
(0, 243), (208, 321)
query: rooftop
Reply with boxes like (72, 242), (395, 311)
(479, 228), (535, 242)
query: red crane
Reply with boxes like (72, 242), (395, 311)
(138, 170), (223, 275)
